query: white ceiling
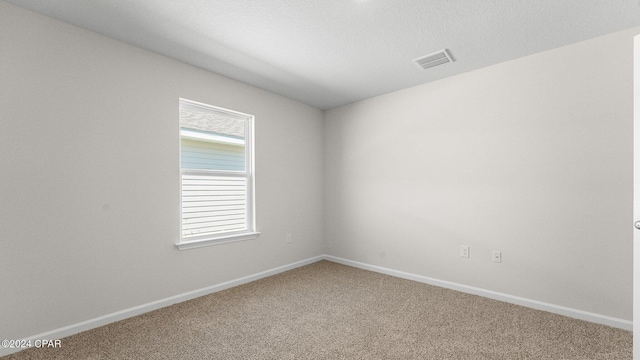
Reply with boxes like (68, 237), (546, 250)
(6, 0), (640, 110)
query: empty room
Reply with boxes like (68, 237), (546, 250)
(2, 1), (640, 358)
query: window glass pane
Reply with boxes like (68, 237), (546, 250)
(180, 137), (245, 171)
(180, 103), (245, 139)
(180, 102), (247, 172)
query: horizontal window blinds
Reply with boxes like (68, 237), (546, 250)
(181, 174), (247, 237)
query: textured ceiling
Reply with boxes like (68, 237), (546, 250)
(5, 0), (640, 110)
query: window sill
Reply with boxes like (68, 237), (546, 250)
(176, 232), (261, 251)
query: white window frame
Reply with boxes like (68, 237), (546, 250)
(176, 98), (259, 250)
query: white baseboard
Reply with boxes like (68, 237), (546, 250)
(324, 255), (632, 331)
(0, 255), (324, 357)
(3, 253), (630, 357)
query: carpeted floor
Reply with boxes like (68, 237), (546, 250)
(4, 260), (632, 359)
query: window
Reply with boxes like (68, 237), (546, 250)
(177, 98), (258, 250)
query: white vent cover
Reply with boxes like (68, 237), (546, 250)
(414, 49), (454, 70)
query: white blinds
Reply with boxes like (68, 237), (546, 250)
(181, 174), (247, 237)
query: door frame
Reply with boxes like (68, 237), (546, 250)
(633, 33), (640, 360)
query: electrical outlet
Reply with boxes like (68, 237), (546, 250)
(286, 233), (292, 244)
(492, 251), (502, 263)
(460, 245), (469, 258)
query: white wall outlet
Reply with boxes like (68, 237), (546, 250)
(492, 251), (502, 263)
(460, 245), (469, 258)
(286, 233), (292, 244)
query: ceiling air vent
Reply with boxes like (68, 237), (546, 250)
(414, 49), (454, 70)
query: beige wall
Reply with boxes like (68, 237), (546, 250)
(0, 2), (324, 340)
(324, 26), (639, 321)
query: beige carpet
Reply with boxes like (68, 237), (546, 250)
(4, 260), (631, 359)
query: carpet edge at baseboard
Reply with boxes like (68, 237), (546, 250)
(0, 255), (325, 358)
(323, 255), (632, 331)
(2, 253), (630, 358)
